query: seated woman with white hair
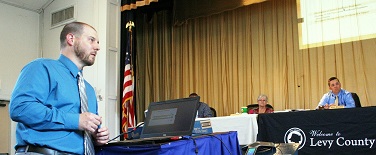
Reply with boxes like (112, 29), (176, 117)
(248, 94), (274, 114)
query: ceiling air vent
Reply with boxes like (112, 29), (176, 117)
(51, 6), (75, 28)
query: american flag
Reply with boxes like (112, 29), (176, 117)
(121, 52), (135, 136)
(121, 21), (136, 137)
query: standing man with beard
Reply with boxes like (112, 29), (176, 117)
(10, 22), (109, 154)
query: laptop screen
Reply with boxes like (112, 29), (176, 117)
(140, 97), (200, 138)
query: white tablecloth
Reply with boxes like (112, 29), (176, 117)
(196, 114), (258, 145)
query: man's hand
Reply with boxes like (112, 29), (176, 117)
(79, 112), (102, 133)
(93, 127), (110, 146)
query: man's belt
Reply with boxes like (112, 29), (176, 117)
(16, 145), (74, 155)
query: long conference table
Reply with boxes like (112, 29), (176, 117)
(99, 107), (376, 154)
(257, 107), (376, 154)
(199, 107), (376, 154)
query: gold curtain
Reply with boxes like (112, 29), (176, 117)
(121, 0), (158, 11)
(134, 0), (376, 119)
(173, 0), (267, 25)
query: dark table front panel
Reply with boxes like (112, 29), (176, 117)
(257, 107), (376, 155)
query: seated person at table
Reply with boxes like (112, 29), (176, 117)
(189, 93), (213, 118)
(317, 77), (355, 109)
(248, 94), (274, 114)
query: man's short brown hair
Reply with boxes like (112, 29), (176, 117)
(189, 93), (198, 97)
(59, 22), (96, 49)
(328, 77), (340, 86)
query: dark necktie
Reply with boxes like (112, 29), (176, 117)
(78, 72), (95, 155)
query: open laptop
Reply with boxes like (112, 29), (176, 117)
(108, 96), (200, 145)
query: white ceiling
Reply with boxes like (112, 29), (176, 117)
(0, 0), (53, 13)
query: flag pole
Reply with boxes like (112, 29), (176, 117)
(121, 21), (135, 139)
(126, 21), (134, 73)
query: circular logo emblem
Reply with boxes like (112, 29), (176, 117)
(284, 127), (306, 150)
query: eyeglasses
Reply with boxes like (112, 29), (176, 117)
(258, 100), (266, 102)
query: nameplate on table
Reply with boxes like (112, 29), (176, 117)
(193, 119), (213, 136)
(329, 105), (345, 109)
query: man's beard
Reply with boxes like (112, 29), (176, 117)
(74, 42), (95, 66)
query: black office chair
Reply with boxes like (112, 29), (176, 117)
(210, 107), (217, 117)
(247, 104), (274, 112)
(351, 92), (361, 107)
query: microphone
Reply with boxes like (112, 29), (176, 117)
(107, 122), (144, 143)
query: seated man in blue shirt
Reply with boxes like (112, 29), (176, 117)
(189, 93), (213, 118)
(317, 77), (355, 109)
(10, 22), (109, 155)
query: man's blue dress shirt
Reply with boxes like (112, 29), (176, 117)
(9, 55), (98, 154)
(317, 89), (355, 108)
